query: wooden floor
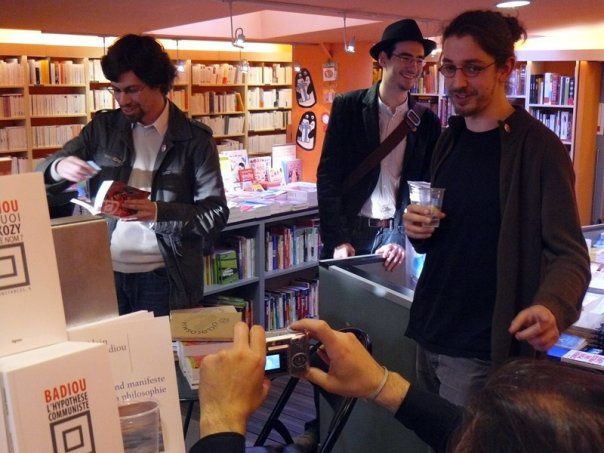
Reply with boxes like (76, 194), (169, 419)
(182, 376), (316, 450)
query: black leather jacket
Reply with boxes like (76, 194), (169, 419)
(317, 83), (441, 257)
(38, 101), (229, 309)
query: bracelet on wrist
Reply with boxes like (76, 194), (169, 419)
(365, 366), (389, 401)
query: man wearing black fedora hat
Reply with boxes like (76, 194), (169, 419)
(317, 19), (441, 270)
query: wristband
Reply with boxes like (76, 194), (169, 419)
(366, 366), (389, 401)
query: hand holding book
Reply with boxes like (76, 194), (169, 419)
(71, 180), (151, 219)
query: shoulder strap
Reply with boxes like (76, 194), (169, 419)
(342, 102), (428, 194)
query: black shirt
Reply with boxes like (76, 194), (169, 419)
(407, 126), (501, 360)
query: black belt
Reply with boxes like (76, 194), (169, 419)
(358, 216), (395, 229)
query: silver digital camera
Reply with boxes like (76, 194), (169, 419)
(265, 329), (309, 377)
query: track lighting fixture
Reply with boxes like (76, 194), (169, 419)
(342, 15), (356, 53)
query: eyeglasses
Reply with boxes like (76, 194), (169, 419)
(106, 85), (146, 97)
(390, 52), (425, 67)
(438, 61), (496, 78)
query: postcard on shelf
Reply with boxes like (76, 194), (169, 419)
(0, 173), (67, 357)
(71, 180), (150, 218)
(170, 306), (240, 341)
(67, 315), (185, 453)
(0, 341), (123, 452)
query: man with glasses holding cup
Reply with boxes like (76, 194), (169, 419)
(403, 10), (590, 406)
(317, 19), (441, 271)
(38, 34), (228, 316)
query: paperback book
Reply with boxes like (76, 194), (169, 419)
(67, 314), (185, 453)
(170, 305), (240, 341)
(70, 180), (150, 218)
(0, 341), (124, 452)
(0, 173), (67, 357)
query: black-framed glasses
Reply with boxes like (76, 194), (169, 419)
(106, 85), (145, 97)
(391, 52), (425, 67)
(438, 61), (496, 78)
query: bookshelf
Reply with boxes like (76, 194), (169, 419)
(0, 42), (293, 170)
(204, 208), (320, 328)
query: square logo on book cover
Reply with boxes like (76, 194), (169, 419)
(0, 243), (30, 291)
(50, 411), (96, 453)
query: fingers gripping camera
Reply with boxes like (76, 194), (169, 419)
(265, 329), (309, 377)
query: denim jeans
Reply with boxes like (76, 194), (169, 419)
(114, 268), (171, 317)
(415, 344), (491, 407)
(350, 223), (406, 255)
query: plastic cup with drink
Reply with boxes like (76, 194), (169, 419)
(408, 181), (445, 227)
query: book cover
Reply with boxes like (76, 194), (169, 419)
(70, 180), (150, 218)
(0, 341), (123, 452)
(555, 333), (588, 350)
(170, 306), (240, 341)
(282, 158), (302, 184)
(561, 349), (604, 371)
(249, 156), (272, 182)
(175, 340), (233, 358)
(219, 149), (249, 182)
(0, 173), (67, 357)
(67, 315), (185, 453)
(271, 144), (296, 175)
(0, 377), (8, 453)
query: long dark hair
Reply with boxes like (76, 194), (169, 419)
(453, 359), (604, 452)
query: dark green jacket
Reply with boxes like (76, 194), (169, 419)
(38, 101), (229, 309)
(412, 106), (590, 364)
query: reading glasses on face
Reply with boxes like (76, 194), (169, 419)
(106, 85), (145, 96)
(391, 53), (425, 67)
(438, 61), (496, 78)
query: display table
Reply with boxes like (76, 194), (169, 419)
(318, 255), (428, 453)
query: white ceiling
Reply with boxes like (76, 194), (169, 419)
(1, 0), (603, 48)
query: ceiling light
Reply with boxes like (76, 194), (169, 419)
(233, 27), (246, 48)
(293, 62), (301, 73)
(175, 39), (185, 73)
(496, 1), (531, 8)
(342, 14), (356, 54)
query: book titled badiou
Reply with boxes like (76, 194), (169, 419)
(71, 180), (150, 218)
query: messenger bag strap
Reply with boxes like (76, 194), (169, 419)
(342, 102), (428, 194)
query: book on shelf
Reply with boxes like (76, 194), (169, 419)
(170, 305), (241, 341)
(219, 149), (249, 183)
(174, 339), (233, 358)
(0, 341), (123, 452)
(0, 173), (67, 357)
(67, 313), (185, 453)
(561, 348), (604, 371)
(249, 156), (272, 182)
(214, 248), (239, 285)
(205, 295), (253, 326)
(70, 180), (150, 218)
(555, 333), (589, 350)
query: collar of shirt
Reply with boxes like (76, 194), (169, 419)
(132, 99), (170, 137)
(377, 95), (409, 119)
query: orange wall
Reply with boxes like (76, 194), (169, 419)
(293, 42), (375, 182)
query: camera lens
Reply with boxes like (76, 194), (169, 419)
(292, 353), (307, 367)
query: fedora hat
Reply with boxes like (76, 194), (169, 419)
(370, 19), (436, 60)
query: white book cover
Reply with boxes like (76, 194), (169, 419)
(67, 315), (185, 453)
(0, 341), (123, 452)
(219, 149), (249, 182)
(0, 379), (8, 453)
(0, 172), (67, 357)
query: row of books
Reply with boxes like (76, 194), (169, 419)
(0, 155), (44, 174)
(248, 133), (287, 155)
(506, 63), (527, 97)
(190, 91), (244, 114)
(197, 114), (245, 136)
(0, 126), (26, 151)
(410, 64), (438, 95)
(191, 63), (245, 85)
(167, 88), (187, 111)
(247, 87), (292, 109)
(530, 108), (573, 141)
(203, 248), (239, 286)
(88, 58), (109, 83)
(248, 110), (291, 131)
(90, 88), (117, 111)
(529, 73), (575, 106)
(216, 137), (244, 151)
(246, 64), (293, 86)
(0, 94), (25, 118)
(548, 333), (604, 371)
(30, 94), (86, 116)
(438, 96), (456, 127)
(32, 124), (84, 148)
(27, 59), (86, 85)
(265, 221), (320, 271)
(0, 58), (23, 86)
(264, 277), (319, 330)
